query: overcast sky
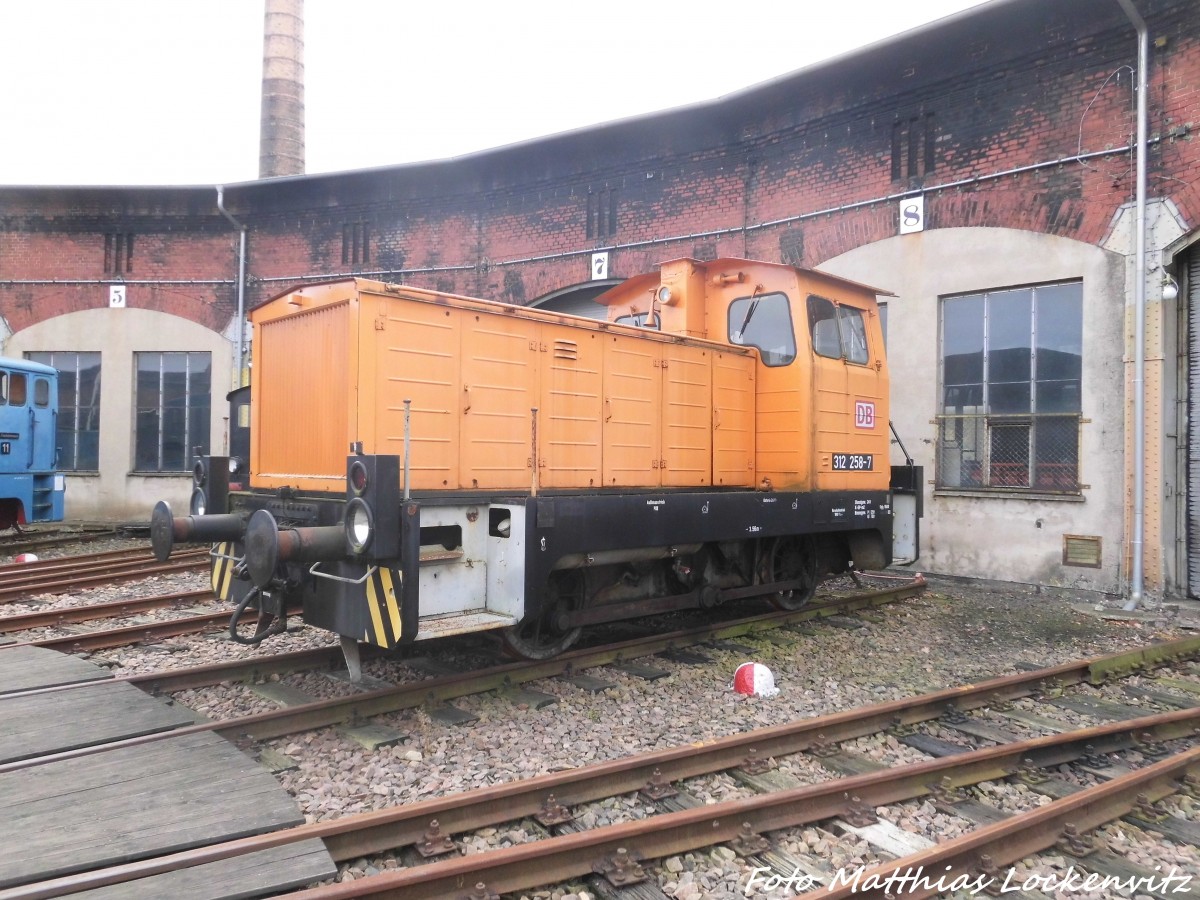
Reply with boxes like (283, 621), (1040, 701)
(0, 0), (990, 187)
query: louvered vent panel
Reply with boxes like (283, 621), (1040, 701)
(1062, 534), (1101, 569)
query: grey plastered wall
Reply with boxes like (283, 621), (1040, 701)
(820, 227), (1125, 594)
(5, 308), (232, 523)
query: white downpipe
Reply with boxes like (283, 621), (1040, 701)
(215, 186), (248, 388)
(1117, 0), (1148, 609)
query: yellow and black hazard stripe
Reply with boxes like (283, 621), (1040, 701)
(211, 542), (237, 600)
(363, 566), (403, 649)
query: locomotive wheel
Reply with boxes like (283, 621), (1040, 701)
(765, 535), (819, 610)
(501, 570), (584, 660)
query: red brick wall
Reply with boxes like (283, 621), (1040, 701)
(1, 0), (1196, 331)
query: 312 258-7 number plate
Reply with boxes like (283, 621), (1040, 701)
(832, 453), (873, 471)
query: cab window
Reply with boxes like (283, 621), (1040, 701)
(807, 295), (870, 365)
(728, 292), (797, 366)
(34, 378), (50, 407)
(808, 297), (842, 359)
(839, 307), (869, 364)
(7, 374), (26, 406)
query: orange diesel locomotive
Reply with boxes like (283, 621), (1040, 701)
(152, 257), (919, 669)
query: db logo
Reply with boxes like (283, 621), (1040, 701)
(855, 401), (876, 429)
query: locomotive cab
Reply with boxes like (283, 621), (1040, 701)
(151, 257), (920, 672)
(0, 358), (66, 531)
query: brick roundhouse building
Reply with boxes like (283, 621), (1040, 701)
(2, 0), (1198, 603)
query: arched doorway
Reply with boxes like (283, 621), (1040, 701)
(530, 280), (620, 320)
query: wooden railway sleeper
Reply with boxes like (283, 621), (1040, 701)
(534, 795), (574, 827)
(415, 820), (457, 858)
(740, 748), (773, 774)
(729, 822), (771, 857)
(843, 794), (879, 827)
(1128, 792), (1172, 824)
(1014, 758), (1049, 784)
(1182, 771), (1200, 798)
(592, 847), (647, 887)
(928, 775), (967, 806)
(1056, 822), (1097, 857)
(639, 768), (678, 801)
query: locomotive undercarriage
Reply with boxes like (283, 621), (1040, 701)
(158, 476), (893, 667)
(502, 534), (839, 659)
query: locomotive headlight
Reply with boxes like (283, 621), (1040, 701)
(228, 457), (243, 475)
(656, 285), (674, 306)
(345, 497), (375, 553)
(189, 487), (207, 516)
(349, 459), (369, 496)
(193, 460), (207, 487)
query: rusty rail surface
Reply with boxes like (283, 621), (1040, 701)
(0, 548), (207, 603)
(14, 685), (1199, 899)
(0, 577), (929, 772)
(794, 745), (1200, 900)
(0, 588), (212, 633)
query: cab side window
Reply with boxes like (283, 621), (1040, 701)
(807, 295), (870, 365)
(34, 378), (50, 407)
(839, 307), (869, 364)
(808, 297), (842, 359)
(8, 374), (26, 406)
(728, 292), (797, 366)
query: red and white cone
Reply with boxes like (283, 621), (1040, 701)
(732, 662), (779, 697)
(14, 553), (38, 563)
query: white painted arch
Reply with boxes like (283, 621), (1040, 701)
(3, 308), (233, 523)
(819, 226), (1127, 594)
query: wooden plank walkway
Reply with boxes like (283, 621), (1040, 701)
(0, 647), (336, 897)
(0, 679), (198, 764)
(70, 839), (335, 899)
(0, 645), (109, 695)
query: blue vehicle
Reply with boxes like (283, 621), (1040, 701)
(0, 358), (64, 530)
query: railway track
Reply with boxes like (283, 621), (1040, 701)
(1, 577), (929, 770)
(0, 587), (213, 635)
(0, 545), (207, 602)
(11, 634), (1200, 899)
(0, 526), (118, 556)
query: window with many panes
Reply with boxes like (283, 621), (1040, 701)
(937, 282), (1082, 493)
(134, 352), (211, 472)
(26, 352), (101, 471)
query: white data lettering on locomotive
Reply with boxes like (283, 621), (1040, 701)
(832, 452), (873, 471)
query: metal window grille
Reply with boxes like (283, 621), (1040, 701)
(935, 412), (1081, 492)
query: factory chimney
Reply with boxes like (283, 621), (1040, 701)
(259, 0), (305, 178)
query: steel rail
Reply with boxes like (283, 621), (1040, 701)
(795, 745), (1200, 900)
(2, 642), (346, 700)
(0, 529), (114, 555)
(0, 588), (212, 634)
(0, 545), (206, 578)
(0, 605), (271, 655)
(0, 578), (926, 705)
(6, 581), (1197, 781)
(0, 579), (929, 774)
(0, 556), (207, 603)
(19, 699), (1198, 900)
